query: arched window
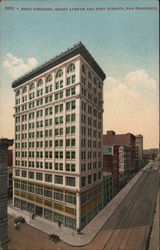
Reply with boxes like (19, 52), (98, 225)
(67, 64), (75, 73)
(46, 74), (52, 83)
(38, 79), (43, 87)
(30, 83), (35, 90)
(22, 87), (27, 94)
(56, 69), (63, 78)
(16, 90), (20, 96)
(82, 64), (85, 73)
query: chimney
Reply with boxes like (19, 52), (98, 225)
(107, 131), (115, 135)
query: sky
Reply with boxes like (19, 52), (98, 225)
(0, 0), (159, 149)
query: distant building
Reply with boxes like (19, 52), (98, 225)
(135, 135), (143, 168)
(12, 42), (106, 230)
(102, 172), (113, 207)
(135, 146), (139, 170)
(119, 145), (131, 185)
(103, 145), (119, 194)
(0, 138), (13, 250)
(103, 131), (136, 173)
(143, 148), (158, 161)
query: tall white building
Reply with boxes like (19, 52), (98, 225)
(12, 42), (106, 230)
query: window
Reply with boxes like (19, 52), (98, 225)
(67, 77), (70, 86)
(71, 87), (75, 95)
(81, 177), (86, 187)
(38, 79), (43, 87)
(66, 89), (70, 97)
(55, 175), (63, 184)
(28, 172), (34, 179)
(67, 64), (75, 73)
(56, 69), (63, 78)
(65, 164), (75, 172)
(71, 101), (75, 109)
(22, 87), (27, 94)
(37, 89), (43, 97)
(55, 104), (63, 113)
(45, 95), (52, 103)
(65, 193), (76, 205)
(36, 173), (43, 181)
(22, 171), (27, 178)
(44, 188), (52, 198)
(72, 75), (75, 83)
(71, 139), (75, 146)
(66, 151), (70, 159)
(66, 115), (70, 123)
(94, 173), (97, 182)
(88, 71), (91, 79)
(71, 126), (75, 134)
(82, 64), (85, 73)
(45, 174), (52, 182)
(66, 102), (70, 111)
(71, 114), (76, 122)
(28, 184), (34, 193)
(46, 74), (52, 82)
(46, 85), (52, 93)
(35, 185), (43, 196)
(45, 107), (52, 116)
(30, 83), (35, 90)
(71, 151), (75, 159)
(66, 177), (75, 187)
(66, 127), (70, 134)
(54, 190), (63, 201)
(88, 175), (91, 184)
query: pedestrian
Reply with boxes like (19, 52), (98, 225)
(58, 220), (61, 227)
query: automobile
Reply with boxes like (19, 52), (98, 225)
(14, 216), (26, 224)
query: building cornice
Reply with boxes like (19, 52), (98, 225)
(12, 42), (106, 88)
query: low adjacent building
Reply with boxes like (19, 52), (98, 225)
(103, 131), (136, 173)
(143, 148), (158, 162)
(103, 145), (119, 194)
(102, 172), (113, 207)
(119, 145), (131, 186)
(135, 135), (143, 168)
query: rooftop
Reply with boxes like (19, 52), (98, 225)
(12, 42), (106, 88)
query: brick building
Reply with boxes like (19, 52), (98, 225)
(103, 145), (119, 194)
(103, 131), (136, 173)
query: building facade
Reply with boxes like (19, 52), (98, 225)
(135, 134), (143, 168)
(103, 145), (119, 194)
(12, 42), (106, 230)
(103, 131), (136, 173)
(0, 138), (13, 250)
(8, 147), (13, 198)
(143, 148), (158, 162)
(119, 145), (131, 185)
(102, 172), (113, 207)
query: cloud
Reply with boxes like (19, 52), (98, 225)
(125, 69), (157, 92)
(2, 53), (38, 80)
(103, 69), (158, 148)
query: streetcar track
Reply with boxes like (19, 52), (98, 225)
(102, 169), (158, 250)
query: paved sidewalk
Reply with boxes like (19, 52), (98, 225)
(8, 166), (149, 247)
(148, 188), (159, 250)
